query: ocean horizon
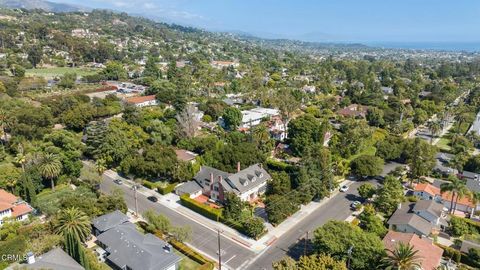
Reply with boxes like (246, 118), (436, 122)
(365, 41), (480, 52)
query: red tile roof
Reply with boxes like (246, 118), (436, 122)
(383, 231), (442, 270)
(125, 95), (156, 104)
(11, 203), (32, 217)
(0, 189), (18, 205)
(0, 202), (12, 212)
(414, 183), (441, 196)
(441, 192), (475, 207)
(337, 104), (368, 117)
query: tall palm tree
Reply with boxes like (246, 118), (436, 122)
(381, 242), (422, 270)
(441, 175), (466, 214)
(53, 207), (91, 243)
(427, 120), (442, 145)
(0, 108), (13, 145)
(37, 153), (62, 191)
(453, 186), (472, 215)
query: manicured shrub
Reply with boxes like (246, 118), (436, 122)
(158, 183), (177, 195)
(436, 243), (461, 263)
(142, 180), (157, 190)
(180, 194), (222, 221)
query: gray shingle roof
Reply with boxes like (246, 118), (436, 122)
(387, 203), (434, 236)
(97, 223), (181, 270)
(176, 180), (202, 194)
(413, 200), (444, 218)
(224, 164), (271, 194)
(92, 210), (129, 233)
(24, 248), (84, 270)
(193, 166), (230, 188)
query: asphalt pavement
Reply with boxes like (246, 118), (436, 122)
(246, 180), (372, 270)
(100, 175), (255, 270)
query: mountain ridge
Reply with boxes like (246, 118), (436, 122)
(0, 0), (89, 13)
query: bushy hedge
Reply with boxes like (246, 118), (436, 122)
(436, 243), (461, 263)
(180, 194), (222, 221)
(142, 180), (157, 190)
(180, 194), (266, 239)
(266, 158), (295, 172)
(449, 216), (480, 236)
(158, 183), (177, 195)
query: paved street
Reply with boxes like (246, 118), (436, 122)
(246, 180), (371, 270)
(100, 175), (255, 270)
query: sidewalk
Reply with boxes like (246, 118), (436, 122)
(103, 169), (355, 253)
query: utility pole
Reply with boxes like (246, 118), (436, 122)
(217, 229), (222, 270)
(133, 185), (138, 217)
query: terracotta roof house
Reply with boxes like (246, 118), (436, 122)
(0, 189), (33, 226)
(125, 95), (158, 107)
(337, 104), (368, 118)
(414, 183), (442, 202)
(383, 231), (443, 270)
(176, 163), (271, 203)
(387, 201), (447, 236)
(441, 191), (475, 215)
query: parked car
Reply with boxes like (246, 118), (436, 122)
(113, 179), (123, 185)
(350, 201), (361, 210)
(339, 185), (349, 192)
(147, 196), (158, 202)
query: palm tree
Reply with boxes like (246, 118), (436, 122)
(453, 185), (471, 215)
(0, 108), (13, 145)
(441, 175), (466, 214)
(53, 207), (91, 242)
(37, 153), (62, 191)
(381, 242), (422, 270)
(427, 120), (442, 145)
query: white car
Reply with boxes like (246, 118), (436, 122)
(339, 185), (349, 192)
(350, 201), (361, 210)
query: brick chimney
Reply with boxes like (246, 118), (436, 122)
(218, 175), (222, 183)
(210, 173), (214, 183)
(237, 161), (241, 173)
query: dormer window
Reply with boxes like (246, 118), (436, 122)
(255, 170), (263, 178)
(240, 178), (248, 186)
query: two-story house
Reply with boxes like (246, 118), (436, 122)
(413, 183), (442, 202)
(175, 163), (271, 203)
(387, 200), (447, 237)
(0, 189), (33, 226)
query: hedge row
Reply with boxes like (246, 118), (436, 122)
(142, 180), (157, 189)
(436, 243), (461, 263)
(170, 239), (214, 270)
(180, 194), (266, 239)
(266, 158), (295, 172)
(158, 183), (177, 195)
(180, 194), (222, 221)
(142, 180), (177, 195)
(450, 216), (480, 236)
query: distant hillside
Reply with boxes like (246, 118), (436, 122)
(0, 0), (89, 12)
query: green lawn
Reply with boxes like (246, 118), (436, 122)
(175, 250), (203, 270)
(26, 67), (98, 79)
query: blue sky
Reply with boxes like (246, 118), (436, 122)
(51, 0), (480, 43)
